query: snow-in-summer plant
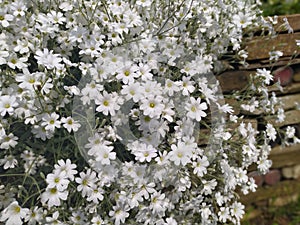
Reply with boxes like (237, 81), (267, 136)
(0, 0), (297, 224)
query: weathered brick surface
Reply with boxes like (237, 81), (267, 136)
(273, 66), (294, 86)
(217, 70), (252, 93)
(282, 166), (294, 179)
(248, 171), (264, 187)
(222, 14), (300, 209)
(264, 169), (281, 186)
(246, 33), (300, 60)
(273, 14), (300, 32)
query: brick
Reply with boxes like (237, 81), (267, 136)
(246, 33), (300, 60)
(268, 82), (300, 95)
(282, 167), (294, 179)
(265, 110), (300, 127)
(217, 70), (252, 93)
(273, 14), (300, 33)
(269, 143), (300, 168)
(240, 58), (300, 70)
(273, 66), (294, 86)
(240, 180), (300, 205)
(293, 64), (300, 82)
(293, 164), (300, 179)
(269, 194), (299, 207)
(294, 72), (300, 82)
(264, 169), (281, 186)
(248, 171), (264, 187)
(277, 93), (300, 110)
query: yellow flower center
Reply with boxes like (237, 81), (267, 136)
(10, 58), (17, 64)
(29, 78), (35, 84)
(103, 100), (109, 106)
(149, 102), (155, 108)
(50, 188), (57, 194)
(144, 116), (151, 122)
(124, 70), (130, 76)
(82, 179), (88, 186)
(14, 206), (21, 213)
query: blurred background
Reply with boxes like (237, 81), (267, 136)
(262, 0), (300, 16)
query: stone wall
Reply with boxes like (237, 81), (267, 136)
(216, 14), (300, 219)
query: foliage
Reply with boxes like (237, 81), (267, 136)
(261, 0), (300, 16)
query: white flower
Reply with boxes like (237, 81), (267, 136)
(296, 40), (300, 46)
(94, 144), (116, 165)
(165, 217), (178, 225)
(269, 50), (283, 61)
(91, 216), (105, 225)
(41, 112), (61, 132)
(0, 95), (19, 116)
(266, 123), (276, 141)
(45, 211), (64, 225)
(202, 179), (217, 195)
(132, 142), (157, 163)
(185, 97), (208, 121)
(34, 48), (63, 70)
(257, 157), (272, 174)
(137, 63), (153, 81)
(85, 133), (116, 164)
(0, 133), (18, 149)
(0, 50), (9, 65)
(121, 82), (143, 102)
(140, 95), (164, 118)
(230, 201), (245, 221)
(86, 186), (104, 204)
(179, 76), (195, 96)
(0, 155), (18, 169)
(24, 206), (43, 225)
(149, 191), (168, 214)
(193, 156), (209, 177)
(256, 68), (273, 85)
(95, 91), (123, 116)
(70, 210), (87, 224)
(232, 12), (253, 28)
(16, 69), (42, 91)
(164, 79), (181, 96)
(47, 10), (66, 24)
(286, 126), (295, 138)
(109, 204), (130, 225)
(116, 62), (139, 84)
(59, 2), (73, 11)
(0, 201), (29, 225)
(218, 206), (230, 223)
(41, 187), (68, 208)
(168, 141), (193, 166)
(61, 116), (81, 133)
(0, 9), (14, 27)
(46, 170), (69, 191)
(54, 159), (78, 181)
(75, 169), (97, 197)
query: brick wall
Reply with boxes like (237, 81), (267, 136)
(216, 14), (300, 219)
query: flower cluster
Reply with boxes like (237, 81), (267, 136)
(0, 0), (295, 224)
